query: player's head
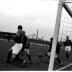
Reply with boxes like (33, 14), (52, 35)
(66, 36), (69, 40)
(18, 25), (23, 30)
(50, 37), (53, 41)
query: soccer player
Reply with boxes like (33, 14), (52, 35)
(64, 36), (72, 59)
(45, 37), (63, 65)
(5, 25), (25, 62)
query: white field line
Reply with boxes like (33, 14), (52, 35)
(56, 63), (72, 71)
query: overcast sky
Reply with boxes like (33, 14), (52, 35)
(0, 0), (62, 40)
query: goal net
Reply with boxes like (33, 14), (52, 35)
(48, 0), (72, 70)
(59, 2), (72, 42)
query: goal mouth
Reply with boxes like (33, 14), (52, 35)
(48, 0), (72, 70)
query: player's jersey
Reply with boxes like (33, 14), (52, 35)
(64, 40), (72, 46)
(56, 43), (61, 54)
(23, 35), (28, 46)
(14, 29), (25, 43)
(48, 41), (61, 54)
(64, 40), (72, 51)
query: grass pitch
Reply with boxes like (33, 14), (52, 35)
(0, 39), (72, 71)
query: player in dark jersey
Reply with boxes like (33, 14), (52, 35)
(45, 37), (63, 65)
(5, 25), (24, 62)
(64, 36), (72, 59)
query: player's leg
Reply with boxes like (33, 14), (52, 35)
(5, 49), (12, 62)
(25, 48), (32, 63)
(55, 54), (63, 65)
(66, 51), (69, 59)
(11, 53), (17, 62)
(14, 52), (24, 62)
(65, 46), (71, 59)
(66, 46), (71, 59)
(45, 51), (50, 58)
(56, 58), (63, 65)
(45, 51), (51, 63)
(56, 57), (62, 65)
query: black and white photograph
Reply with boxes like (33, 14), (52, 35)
(0, 0), (72, 71)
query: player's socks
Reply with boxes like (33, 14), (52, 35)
(56, 57), (63, 65)
(26, 53), (32, 63)
(56, 58), (61, 63)
(5, 50), (12, 62)
(66, 51), (69, 59)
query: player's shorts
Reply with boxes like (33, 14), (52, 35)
(65, 46), (71, 52)
(11, 43), (23, 55)
(47, 52), (57, 58)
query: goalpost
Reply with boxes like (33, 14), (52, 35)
(48, 0), (72, 70)
(48, 0), (65, 70)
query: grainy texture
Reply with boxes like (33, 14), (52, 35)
(0, 39), (72, 71)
